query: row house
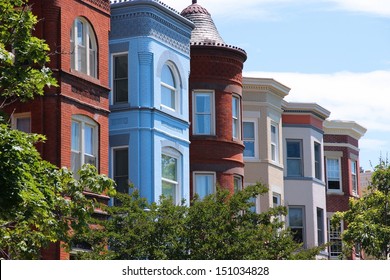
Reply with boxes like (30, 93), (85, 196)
(324, 120), (367, 259)
(4, 0), (112, 259)
(109, 0), (194, 204)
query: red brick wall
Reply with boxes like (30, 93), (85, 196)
(189, 46), (246, 197)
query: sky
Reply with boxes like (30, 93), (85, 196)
(163, 0), (390, 171)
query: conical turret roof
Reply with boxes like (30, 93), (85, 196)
(180, 1), (225, 45)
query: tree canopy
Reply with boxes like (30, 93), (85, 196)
(332, 159), (390, 259)
(72, 184), (322, 260)
(0, 0), (57, 109)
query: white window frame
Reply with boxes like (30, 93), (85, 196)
(160, 62), (180, 113)
(193, 172), (216, 200)
(270, 123), (279, 163)
(243, 119), (258, 159)
(71, 115), (99, 176)
(112, 53), (128, 104)
(286, 139), (303, 177)
(70, 17), (97, 78)
(232, 95), (241, 140)
(351, 160), (358, 196)
(326, 157), (342, 192)
(192, 90), (215, 135)
(272, 192), (281, 208)
(328, 218), (344, 259)
(233, 175), (243, 193)
(161, 147), (181, 204)
(11, 112), (31, 133)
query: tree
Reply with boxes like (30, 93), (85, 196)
(72, 184), (322, 260)
(332, 159), (390, 259)
(0, 0), (57, 109)
(0, 122), (116, 259)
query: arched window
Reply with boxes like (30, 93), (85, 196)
(161, 63), (179, 112)
(70, 17), (97, 78)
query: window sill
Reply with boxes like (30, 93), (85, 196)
(326, 190), (345, 195)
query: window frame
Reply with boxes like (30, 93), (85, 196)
(161, 147), (181, 204)
(233, 175), (243, 193)
(243, 119), (258, 159)
(351, 160), (358, 196)
(270, 123), (279, 163)
(286, 139), (303, 177)
(11, 112), (31, 133)
(112, 53), (128, 104)
(160, 62), (180, 113)
(288, 206), (306, 247)
(326, 157), (342, 191)
(314, 142), (322, 180)
(112, 146), (129, 198)
(192, 90), (215, 135)
(328, 219), (343, 258)
(71, 115), (99, 176)
(70, 17), (97, 78)
(317, 207), (324, 246)
(232, 95), (241, 140)
(193, 172), (216, 200)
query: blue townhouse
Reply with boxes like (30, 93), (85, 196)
(109, 0), (194, 204)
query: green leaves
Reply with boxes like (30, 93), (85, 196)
(0, 124), (115, 259)
(74, 183), (320, 260)
(0, 0), (57, 108)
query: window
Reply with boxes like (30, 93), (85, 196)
(70, 17), (97, 77)
(243, 121), (255, 158)
(193, 91), (214, 135)
(71, 115), (98, 176)
(234, 176), (243, 193)
(232, 95), (240, 140)
(12, 113), (31, 133)
(271, 124), (279, 162)
(273, 193), (281, 208)
(326, 158), (341, 190)
(314, 142), (321, 180)
(289, 206), (305, 246)
(329, 219), (343, 258)
(113, 148), (129, 194)
(161, 148), (181, 204)
(351, 161), (358, 195)
(286, 140), (303, 177)
(194, 172), (215, 200)
(161, 63), (179, 111)
(113, 54), (128, 104)
(317, 208), (324, 246)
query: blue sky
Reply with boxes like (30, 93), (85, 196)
(164, 0), (390, 171)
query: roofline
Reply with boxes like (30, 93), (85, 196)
(324, 120), (367, 140)
(282, 100), (331, 120)
(110, 0), (195, 29)
(243, 76), (290, 98)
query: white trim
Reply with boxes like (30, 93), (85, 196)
(161, 147), (182, 204)
(232, 94), (241, 140)
(243, 118), (258, 160)
(324, 142), (360, 152)
(160, 61), (181, 114)
(270, 122), (279, 163)
(326, 157), (342, 192)
(192, 90), (215, 135)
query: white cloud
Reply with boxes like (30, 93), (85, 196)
(360, 139), (389, 152)
(326, 0), (390, 17)
(244, 70), (390, 133)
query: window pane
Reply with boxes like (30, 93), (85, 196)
(327, 159), (340, 179)
(162, 181), (176, 200)
(114, 149), (129, 195)
(232, 97), (238, 118)
(71, 122), (80, 151)
(287, 159), (302, 176)
(89, 48), (96, 77)
(287, 141), (301, 158)
(161, 64), (175, 87)
(195, 174), (214, 199)
(71, 151), (81, 174)
(195, 94), (210, 113)
(161, 86), (175, 109)
(162, 154), (177, 181)
(289, 208), (303, 227)
(114, 55), (128, 79)
(234, 176), (242, 193)
(16, 117), (31, 133)
(84, 125), (93, 155)
(77, 20), (84, 46)
(271, 125), (277, 142)
(195, 115), (211, 134)
(114, 79), (128, 103)
(243, 122), (254, 138)
(244, 141), (255, 157)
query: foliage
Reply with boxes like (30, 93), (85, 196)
(73, 184), (321, 260)
(0, 0), (57, 108)
(0, 123), (116, 259)
(331, 159), (390, 259)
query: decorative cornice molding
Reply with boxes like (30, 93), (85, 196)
(242, 77), (290, 99)
(111, 11), (192, 54)
(282, 100), (331, 120)
(324, 120), (367, 140)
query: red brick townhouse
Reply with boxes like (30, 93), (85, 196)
(3, 0), (111, 259)
(323, 120), (367, 259)
(180, 1), (247, 199)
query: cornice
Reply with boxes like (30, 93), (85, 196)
(242, 77), (290, 99)
(324, 120), (367, 140)
(282, 100), (331, 120)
